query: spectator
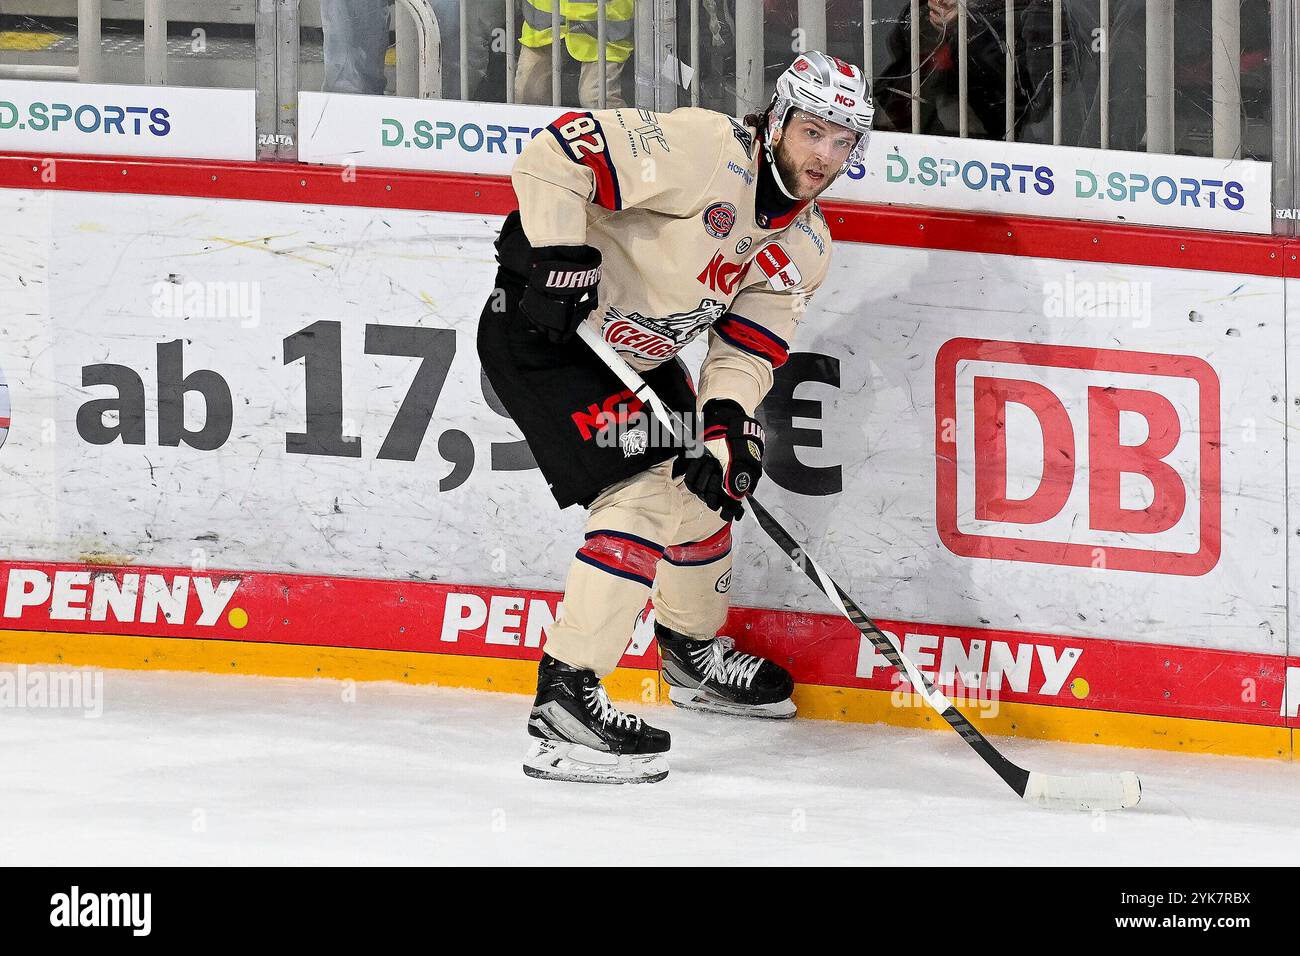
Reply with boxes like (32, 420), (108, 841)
(322, 0), (391, 95)
(432, 0), (500, 98)
(323, 0), (497, 98)
(515, 0), (632, 108)
(873, 0), (1082, 141)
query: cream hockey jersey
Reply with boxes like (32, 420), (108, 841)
(511, 106), (833, 417)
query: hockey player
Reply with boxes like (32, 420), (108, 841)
(477, 51), (874, 784)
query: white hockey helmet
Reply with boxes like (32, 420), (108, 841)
(766, 51), (874, 177)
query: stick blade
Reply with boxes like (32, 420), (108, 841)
(1023, 770), (1142, 812)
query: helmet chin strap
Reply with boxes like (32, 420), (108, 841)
(763, 135), (800, 201)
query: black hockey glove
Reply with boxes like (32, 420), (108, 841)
(673, 399), (765, 522)
(519, 245), (603, 344)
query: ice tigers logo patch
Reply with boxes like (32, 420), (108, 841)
(602, 299), (727, 360)
(619, 430), (648, 457)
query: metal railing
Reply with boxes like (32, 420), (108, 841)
(1145, 0), (1174, 153)
(261, 0), (442, 159)
(396, 0), (443, 98)
(0, 0), (100, 81)
(144, 0), (167, 84)
(0, 0), (440, 96)
(1275, 0), (1299, 237)
(0, 0), (1291, 231)
(0, 0), (1270, 153)
(709, 0), (1246, 155)
(0, 0), (175, 84)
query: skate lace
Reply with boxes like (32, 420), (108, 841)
(585, 683), (642, 731)
(690, 636), (764, 690)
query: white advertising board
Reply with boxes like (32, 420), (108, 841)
(0, 189), (1286, 658)
(299, 92), (557, 175)
(0, 80), (255, 161)
(831, 130), (1272, 234)
(297, 92), (1272, 234)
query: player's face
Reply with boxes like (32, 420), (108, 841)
(772, 112), (857, 199)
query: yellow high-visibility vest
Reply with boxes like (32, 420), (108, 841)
(520, 0), (634, 63)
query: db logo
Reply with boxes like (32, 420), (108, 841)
(935, 339), (1221, 576)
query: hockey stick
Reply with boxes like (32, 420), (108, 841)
(577, 322), (1141, 812)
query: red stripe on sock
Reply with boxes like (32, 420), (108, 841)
(578, 532), (663, 583)
(665, 524), (732, 564)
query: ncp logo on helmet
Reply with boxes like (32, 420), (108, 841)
(763, 51), (875, 200)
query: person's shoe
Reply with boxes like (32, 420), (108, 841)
(523, 653), (671, 784)
(656, 622), (796, 719)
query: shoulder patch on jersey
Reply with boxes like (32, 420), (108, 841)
(727, 116), (754, 155)
(702, 201), (737, 239)
(752, 242), (802, 291)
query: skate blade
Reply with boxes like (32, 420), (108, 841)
(522, 739), (669, 785)
(667, 685), (797, 719)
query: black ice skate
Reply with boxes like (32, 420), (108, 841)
(656, 622), (796, 719)
(524, 653), (671, 784)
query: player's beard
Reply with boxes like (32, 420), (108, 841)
(773, 141), (833, 199)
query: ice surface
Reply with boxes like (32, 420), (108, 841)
(2, 667), (1297, 866)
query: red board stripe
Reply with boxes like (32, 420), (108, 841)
(817, 197), (1293, 278)
(0, 558), (1294, 729)
(0, 151), (518, 215)
(0, 151), (1294, 276)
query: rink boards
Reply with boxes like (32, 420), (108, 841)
(0, 153), (1297, 757)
